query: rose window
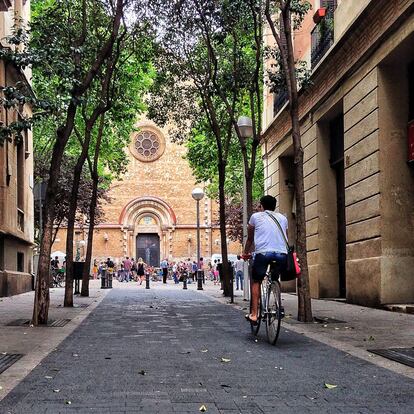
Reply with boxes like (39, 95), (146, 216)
(132, 130), (164, 162)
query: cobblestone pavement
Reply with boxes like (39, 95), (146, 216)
(1, 287), (414, 414)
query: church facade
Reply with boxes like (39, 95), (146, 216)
(52, 120), (240, 266)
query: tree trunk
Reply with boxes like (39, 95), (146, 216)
(81, 114), (105, 297)
(284, 10), (313, 323)
(32, 102), (78, 325)
(81, 177), (98, 297)
(64, 157), (86, 307)
(217, 161), (232, 296)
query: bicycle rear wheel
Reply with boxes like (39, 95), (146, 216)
(265, 281), (282, 345)
(250, 294), (262, 335)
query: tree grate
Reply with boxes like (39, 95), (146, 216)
(313, 316), (346, 324)
(6, 319), (71, 327)
(0, 354), (23, 374)
(368, 348), (414, 368)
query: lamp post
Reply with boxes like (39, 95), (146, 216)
(192, 187), (204, 291)
(237, 116), (253, 301)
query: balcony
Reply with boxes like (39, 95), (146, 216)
(273, 89), (288, 117)
(311, 5), (336, 69)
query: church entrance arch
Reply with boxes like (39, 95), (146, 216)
(119, 196), (177, 261)
(136, 234), (160, 266)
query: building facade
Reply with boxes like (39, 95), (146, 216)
(52, 119), (240, 266)
(263, 0), (414, 306)
(0, 0), (34, 296)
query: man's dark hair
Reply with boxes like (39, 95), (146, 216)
(260, 195), (277, 211)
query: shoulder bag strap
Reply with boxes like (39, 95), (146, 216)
(265, 211), (290, 251)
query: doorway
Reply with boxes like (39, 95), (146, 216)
(329, 114), (346, 297)
(136, 234), (160, 267)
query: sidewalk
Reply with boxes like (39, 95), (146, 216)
(200, 282), (414, 379)
(0, 282), (108, 401)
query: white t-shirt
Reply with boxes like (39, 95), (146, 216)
(249, 211), (288, 254)
(234, 259), (244, 272)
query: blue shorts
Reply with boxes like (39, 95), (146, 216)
(252, 252), (287, 282)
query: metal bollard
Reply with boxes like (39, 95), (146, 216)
(145, 273), (150, 289)
(183, 275), (187, 290)
(101, 270), (107, 289)
(197, 270), (203, 291)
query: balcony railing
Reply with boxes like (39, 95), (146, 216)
(311, 5), (336, 69)
(273, 89), (288, 117)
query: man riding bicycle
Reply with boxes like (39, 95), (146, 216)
(243, 195), (288, 325)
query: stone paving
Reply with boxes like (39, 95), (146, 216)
(1, 285), (414, 414)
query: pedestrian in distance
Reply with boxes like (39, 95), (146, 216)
(160, 258), (169, 283)
(243, 195), (288, 325)
(234, 255), (244, 290)
(92, 259), (98, 280)
(136, 257), (145, 285)
(123, 256), (132, 282)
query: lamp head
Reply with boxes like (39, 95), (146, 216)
(237, 116), (253, 138)
(191, 187), (204, 201)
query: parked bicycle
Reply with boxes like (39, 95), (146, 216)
(248, 259), (284, 345)
(50, 267), (65, 288)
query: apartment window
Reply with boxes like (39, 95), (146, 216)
(17, 252), (24, 273)
(17, 140), (24, 210)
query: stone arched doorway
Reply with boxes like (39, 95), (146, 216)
(119, 197), (177, 261)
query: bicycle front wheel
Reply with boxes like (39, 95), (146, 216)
(265, 281), (282, 345)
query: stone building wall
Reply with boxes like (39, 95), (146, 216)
(262, 0), (414, 306)
(0, 0), (34, 297)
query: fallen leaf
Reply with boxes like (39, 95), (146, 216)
(221, 358), (231, 363)
(139, 370), (147, 375)
(201, 349), (208, 353)
(179, 351), (191, 354)
(199, 405), (207, 412)
(53, 389), (60, 393)
(0, 385), (3, 390)
(220, 384), (231, 388)
(65, 400), (72, 405)
(368, 335), (375, 341)
(72, 354), (79, 357)
(1, 352), (7, 355)
(45, 376), (53, 379)
(324, 383), (338, 389)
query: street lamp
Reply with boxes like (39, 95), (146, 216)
(192, 187), (204, 291)
(237, 116), (253, 301)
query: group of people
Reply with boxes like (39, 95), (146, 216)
(92, 257), (148, 284)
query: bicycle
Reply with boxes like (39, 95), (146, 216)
(50, 267), (65, 288)
(248, 260), (284, 345)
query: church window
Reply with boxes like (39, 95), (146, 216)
(139, 216), (156, 225)
(133, 130), (165, 162)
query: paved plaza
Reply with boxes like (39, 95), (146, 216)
(0, 283), (414, 413)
